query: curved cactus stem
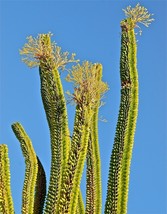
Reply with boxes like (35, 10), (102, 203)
(40, 66), (65, 214)
(33, 35), (70, 214)
(40, 59), (84, 214)
(86, 64), (102, 214)
(0, 144), (15, 214)
(34, 156), (47, 214)
(20, 33), (83, 214)
(41, 64), (85, 214)
(105, 20), (131, 214)
(40, 65), (71, 213)
(117, 21), (139, 214)
(57, 105), (92, 214)
(11, 122), (38, 214)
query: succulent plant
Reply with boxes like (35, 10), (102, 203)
(0, 4), (153, 214)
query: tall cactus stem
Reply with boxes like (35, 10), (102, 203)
(86, 64), (102, 214)
(0, 144), (15, 214)
(58, 61), (108, 214)
(19, 33), (73, 213)
(11, 123), (38, 214)
(105, 20), (131, 214)
(39, 65), (65, 213)
(105, 4), (153, 212)
(117, 21), (138, 214)
(57, 105), (92, 214)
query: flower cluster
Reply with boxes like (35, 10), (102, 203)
(66, 61), (108, 108)
(20, 33), (79, 69)
(122, 3), (154, 35)
(123, 3), (154, 27)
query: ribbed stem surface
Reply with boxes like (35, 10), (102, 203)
(12, 123), (38, 214)
(0, 144), (15, 214)
(118, 25), (138, 214)
(105, 22), (131, 214)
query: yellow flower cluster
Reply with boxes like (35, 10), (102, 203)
(123, 3), (154, 27)
(20, 33), (79, 70)
(66, 61), (108, 108)
(123, 3), (154, 35)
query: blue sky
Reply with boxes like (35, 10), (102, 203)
(0, 1), (166, 214)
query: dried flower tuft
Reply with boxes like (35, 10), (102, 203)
(53, 46), (79, 71)
(123, 3), (154, 34)
(66, 61), (109, 108)
(20, 33), (79, 69)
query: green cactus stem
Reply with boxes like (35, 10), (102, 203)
(86, 135), (96, 214)
(118, 5), (154, 214)
(116, 18), (138, 214)
(39, 64), (65, 213)
(105, 23), (131, 213)
(57, 104), (92, 214)
(20, 33), (78, 213)
(11, 123), (38, 214)
(105, 4), (153, 214)
(0, 144), (15, 214)
(57, 62), (108, 214)
(86, 64), (103, 214)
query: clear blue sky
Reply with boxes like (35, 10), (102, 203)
(0, 1), (166, 214)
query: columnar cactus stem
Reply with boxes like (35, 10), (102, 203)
(105, 4), (153, 214)
(86, 136), (95, 214)
(118, 5), (154, 213)
(40, 64), (65, 213)
(105, 24), (131, 213)
(69, 107), (92, 214)
(0, 144), (15, 214)
(20, 33), (78, 213)
(11, 123), (38, 214)
(57, 105), (92, 213)
(117, 20), (138, 214)
(58, 62), (108, 214)
(86, 64), (103, 214)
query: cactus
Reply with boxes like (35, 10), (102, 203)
(86, 64), (103, 214)
(11, 122), (46, 214)
(0, 145), (14, 214)
(105, 4), (154, 214)
(0, 4), (153, 214)
(19, 33), (81, 214)
(57, 62), (108, 214)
